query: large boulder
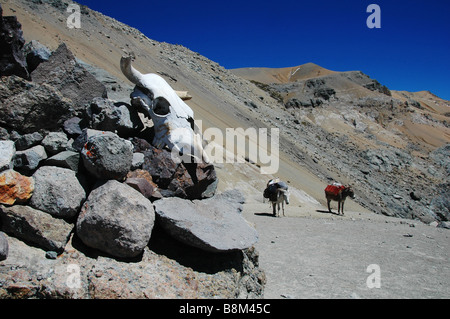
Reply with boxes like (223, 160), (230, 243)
(76, 180), (155, 258)
(0, 4), (29, 79)
(29, 166), (86, 219)
(0, 205), (73, 253)
(31, 43), (107, 112)
(153, 190), (257, 252)
(0, 169), (34, 205)
(0, 75), (75, 133)
(80, 131), (134, 181)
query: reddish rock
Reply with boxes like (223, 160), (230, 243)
(139, 144), (218, 199)
(0, 170), (34, 205)
(168, 162), (218, 199)
(124, 178), (155, 199)
(126, 169), (158, 189)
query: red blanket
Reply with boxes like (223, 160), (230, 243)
(325, 184), (345, 196)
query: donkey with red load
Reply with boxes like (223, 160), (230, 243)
(325, 183), (355, 215)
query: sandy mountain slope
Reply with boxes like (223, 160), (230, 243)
(3, 0), (448, 223)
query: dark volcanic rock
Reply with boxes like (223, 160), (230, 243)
(0, 75), (75, 133)
(86, 98), (144, 137)
(31, 43), (107, 111)
(24, 40), (51, 73)
(81, 131), (134, 181)
(141, 144), (218, 199)
(0, 5), (29, 79)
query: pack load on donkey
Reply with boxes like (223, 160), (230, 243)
(324, 182), (355, 215)
(263, 179), (288, 202)
(324, 183), (346, 197)
(263, 179), (290, 217)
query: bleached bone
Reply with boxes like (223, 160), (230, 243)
(120, 56), (209, 163)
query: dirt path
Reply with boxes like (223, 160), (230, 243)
(242, 202), (450, 299)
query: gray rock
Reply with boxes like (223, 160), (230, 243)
(45, 150), (80, 172)
(0, 140), (15, 172)
(0, 127), (9, 140)
(71, 128), (105, 152)
(63, 117), (84, 137)
(45, 250), (58, 259)
(76, 180), (155, 258)
(24, 40), (51, 73)
(438, 221), (450, 229)
(0, 75), (75, 133)
(13, 145), (47, 172)
(14, 132), (43, 151)
(0, 231), (8, 261)
(430, 144), (450, 177)
(153, 190), (257, 252)
(81, 132), (133, 181)
(131, 152), (145, 170)
(30, 166), (86, 219)
(0, 205), (73, 253)
(86, 97), (144, 137)
(41, 132), (68, 155)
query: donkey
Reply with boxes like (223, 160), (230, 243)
(264, 179), (290, 217)
(325, 184), (355, 215)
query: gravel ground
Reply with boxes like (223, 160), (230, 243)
(242, 203), (450, 299)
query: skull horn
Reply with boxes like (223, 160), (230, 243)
(120, 55), (144, 86)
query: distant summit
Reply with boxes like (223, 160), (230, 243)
(230, 62), (335, 84)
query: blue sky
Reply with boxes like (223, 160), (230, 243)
(76, 0), (450, 100)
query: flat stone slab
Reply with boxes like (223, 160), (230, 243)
(153, 190), (257, 252)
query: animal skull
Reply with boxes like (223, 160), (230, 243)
(120, 56), (209, 163)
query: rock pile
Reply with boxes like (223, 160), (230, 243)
(0, 7), (263, 298)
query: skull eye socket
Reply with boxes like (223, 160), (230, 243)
(153, 97), (170, 116)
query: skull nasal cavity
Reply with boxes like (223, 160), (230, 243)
(153, 97), (170, 115)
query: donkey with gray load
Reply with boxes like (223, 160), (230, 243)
(263, 179), (290, 217)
